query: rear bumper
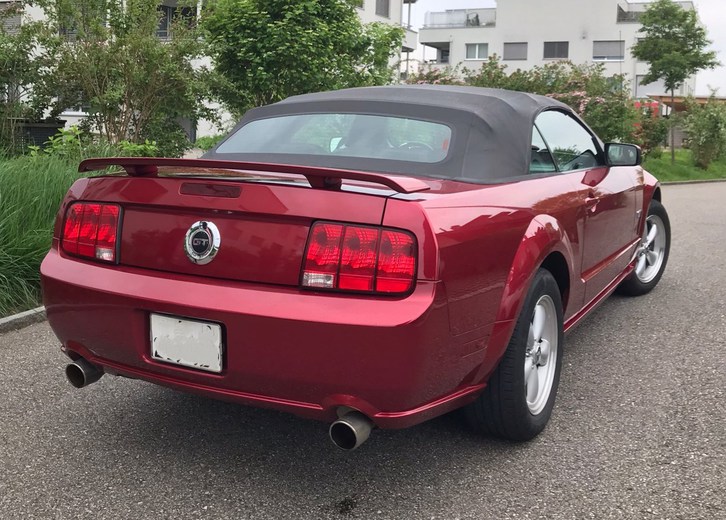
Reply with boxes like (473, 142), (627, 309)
(41, 249), (486, 428)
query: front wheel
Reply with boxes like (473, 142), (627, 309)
(617, 199), (670, 296)
(465, 268), (564, 441)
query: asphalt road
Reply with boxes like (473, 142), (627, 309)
(1, 183), (724, 520)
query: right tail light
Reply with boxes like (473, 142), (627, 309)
(301, 221), (416, 295)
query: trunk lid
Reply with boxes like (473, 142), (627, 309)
(110, 177), (391, 286)
(65, 174), (412, 287)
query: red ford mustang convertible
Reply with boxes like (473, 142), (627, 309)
(41, 86), (670, 449)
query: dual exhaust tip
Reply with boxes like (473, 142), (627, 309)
(329, 411), (374, 451)
(65, 358), (103, 389)
(65, 357), (374, 450)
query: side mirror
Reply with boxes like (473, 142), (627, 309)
(606, 143), (642, 167)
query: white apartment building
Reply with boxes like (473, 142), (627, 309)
(357, 0), (419, 56)
(418, 0), (697, 98)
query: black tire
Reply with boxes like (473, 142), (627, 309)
(617, 199), (670, 296)
(465, 268), (564, 441)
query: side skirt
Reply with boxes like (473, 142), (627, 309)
(563, 261), (635, 333)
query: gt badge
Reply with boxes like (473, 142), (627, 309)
(184, 221), (221, 265)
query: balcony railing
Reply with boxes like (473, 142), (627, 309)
(423, 9), (496, 29)
(617, 1), (694, 23)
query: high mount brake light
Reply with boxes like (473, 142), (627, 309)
(61, 202), (121, 263)
(301, 222), (416, 295)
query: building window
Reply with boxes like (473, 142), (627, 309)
(439, 48), (450, 64)
(593, 40), (625, 61)
(157, 5), (172, 39)
(1, 2), (22, 35)
(503, 42), (527, 61)
(375, 0), (389, 18)
(543, 41), (569, 59)
(351, 0), (364, 8)
(465, 43), (489, 60)
(156, 4), (196, 40)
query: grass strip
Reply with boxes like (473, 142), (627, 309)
(0, 156), (85, 316)
(643, 149), (726, 182)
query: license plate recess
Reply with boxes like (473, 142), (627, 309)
(150, 313), (223, 373)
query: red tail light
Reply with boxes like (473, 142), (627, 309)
(61, 202), (121, 263)
(302, 222), (416, 295)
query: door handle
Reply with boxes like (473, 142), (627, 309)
(585, 192), (600, 211)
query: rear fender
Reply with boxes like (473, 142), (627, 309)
(476, 216), (574, 382)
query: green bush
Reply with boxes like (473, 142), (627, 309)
(194, 134), (226, 151)
(28, 126), (159, 161)
(0, 155), (85, 316)
(684, 96), (726, 170)
(633, 107), (668, 157)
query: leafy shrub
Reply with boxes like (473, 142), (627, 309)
(139, 117), (191, 158)
(29, 126), (159, 161)
(194, 134), (226, 151)
(684, 96), (726, 170)
(633, 107), (668, 157)
(406, 65), (465, 86)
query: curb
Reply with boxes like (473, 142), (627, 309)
(662, 178), (726, 186)
(0, 307), (46, 334)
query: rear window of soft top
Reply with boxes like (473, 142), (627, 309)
(216, 113), (452, 164)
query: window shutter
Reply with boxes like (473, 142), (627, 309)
(503, 42), (528, 60)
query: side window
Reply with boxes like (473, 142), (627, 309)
(535, 111), (605, 172)
(530, 126), (557, 174)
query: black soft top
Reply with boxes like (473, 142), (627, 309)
(205, 85), (574, 183)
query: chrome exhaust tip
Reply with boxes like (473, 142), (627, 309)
(65, 358), (103, 388)
(329, 411), (373, 451)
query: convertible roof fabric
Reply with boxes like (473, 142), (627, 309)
(205, 85), (574, 183)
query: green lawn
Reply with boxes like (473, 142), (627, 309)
(643, 149), (726, 182)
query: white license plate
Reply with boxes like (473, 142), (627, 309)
(150, 314), (223, 373)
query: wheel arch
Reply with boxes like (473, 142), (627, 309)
(494, 215), (575, 324)
(475, 215), (574, 386)
(540, 250), (570, 312)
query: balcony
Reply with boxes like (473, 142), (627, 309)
(402, 26), (418, 53)
(616, 1), (694, 24)
(423, 8), (496, 29)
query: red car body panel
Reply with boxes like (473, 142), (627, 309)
(41, 160), (655, 429)
(41, 87), (661, 430)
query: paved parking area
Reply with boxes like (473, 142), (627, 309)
(1, 183), (724, 519)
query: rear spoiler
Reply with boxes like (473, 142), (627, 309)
(78, 157), (431, 194)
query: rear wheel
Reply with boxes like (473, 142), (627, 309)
(465, 269), (564, 441)
(617, 199), (670, 296)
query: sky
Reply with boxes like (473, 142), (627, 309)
(406, 0), (726, 96)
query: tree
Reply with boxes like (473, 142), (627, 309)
(0, 1), (59, 151)
(631, 0), (719, 163)
(202, 0), (404, 116)
(36, 0), (211, 156)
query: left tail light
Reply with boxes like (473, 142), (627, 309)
(61, 202), (121, 263)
